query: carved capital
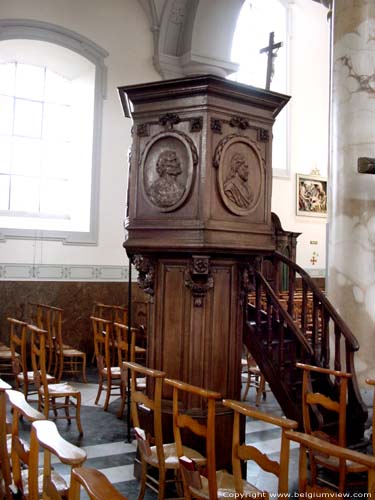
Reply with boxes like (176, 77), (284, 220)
(185, 255), (214, 307)
(132, 255), (155, 296)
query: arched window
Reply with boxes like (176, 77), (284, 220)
(0, 20), (108, 244)
(231, 0), (289, 177)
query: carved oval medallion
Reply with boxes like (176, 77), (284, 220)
(141, 131), (196, 212)
(215, 135), (264, 216)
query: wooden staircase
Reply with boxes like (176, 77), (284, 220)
(244, 251), (368, 445)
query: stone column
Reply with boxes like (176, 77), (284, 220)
(328, 1), (375, 385)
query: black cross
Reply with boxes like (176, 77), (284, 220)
(260, 32), (283, 90)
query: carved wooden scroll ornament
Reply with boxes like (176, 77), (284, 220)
(185, 256), (214, 307)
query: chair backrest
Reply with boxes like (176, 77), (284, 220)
(29, 302), (58, 372)
(48, 304), (63, 347)
(112, 305), (128, 325)
(92, 302), (113, 321)
(7, 318), (28, 382)
(242, 344), (257, 368)
(122, 361), (166, 464)
(30, 419), (86, 500)
(114, 322), (140, 364)
(48, 305), (64, 378)
(92, 303), (127, 324)
(29, 324), (51, 396)
(91, 316), (112, 370)
(164, 378), (221, 500)
(222, 399), (298, 495)
(0, 379), (12, 500)
(6, 388), (45, 499)
(29, 302), (51, 335)
(296, 362), (352, 447)
(285, 429), (375, 497)
(69, 467), (128, 500)
(366, 378), (375, 453)
(29, 302), (43, 328)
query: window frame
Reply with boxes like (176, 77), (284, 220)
(0, 19), (108, 245)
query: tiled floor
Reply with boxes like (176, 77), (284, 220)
(8, 370), (374, 500)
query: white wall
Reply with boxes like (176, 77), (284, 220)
(0, 0), (330, 277)
(0, 0), (160, 267)
(272, 0), (330, 274)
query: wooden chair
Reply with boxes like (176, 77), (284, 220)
(5, 388), (46, 499)
(92, 303), (128, 361)
(164, 377), (222, 500)
(112, 305), (128, 325)
(297, 362), (366, 492)
(132, 300), (148, 332)
(0, 379), (12, 500)
(29, 324), (83, 435)
(366, 378), (375, 453)
(29, 419), (87, 500)
(241, 346), (269, 405)
(114, 322), (147, 364)
(0, 341), (13, 378)
(93, 303), (128, 324)
(114, 323), (146, 418)
(91, 316), (123, 411)
(221, 400), (297, 498)
(8, 318), (41, 401)
(285, 429), (375, 498)
(29, 302), (55, 374)
(69, 467), (129, 500)
(124, 362), (207, 500)
(51, 305), (87, 383)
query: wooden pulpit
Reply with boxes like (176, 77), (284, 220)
(119, 75), (289, 468)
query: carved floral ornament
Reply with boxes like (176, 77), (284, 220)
(239, 258), (261, 301)
(213, 134), (265, 216)
(140, 130), (198, 212)
(240, 263), (253, 299)
(158, 113), (202, 132)
(211, 116), (269, 141)
(159, 113), (180, 128)
(131, 255), (155, 296)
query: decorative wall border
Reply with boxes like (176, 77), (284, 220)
(0, 264), (134, 281)
(0, 263), (325, 281)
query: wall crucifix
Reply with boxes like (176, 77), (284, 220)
(260, 31), (283, 90)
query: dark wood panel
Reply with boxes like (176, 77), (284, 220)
(159, 262), (187, 380)
(119, 75), (290, 471)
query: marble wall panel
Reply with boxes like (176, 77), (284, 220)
(0, 281), (148, 360)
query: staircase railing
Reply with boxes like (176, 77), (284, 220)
(262, 251), (367, 441)
(245, 269), (314, 424)
(254, 269), (314, 364)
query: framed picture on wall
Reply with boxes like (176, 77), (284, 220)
(296, 173), (327, 217)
